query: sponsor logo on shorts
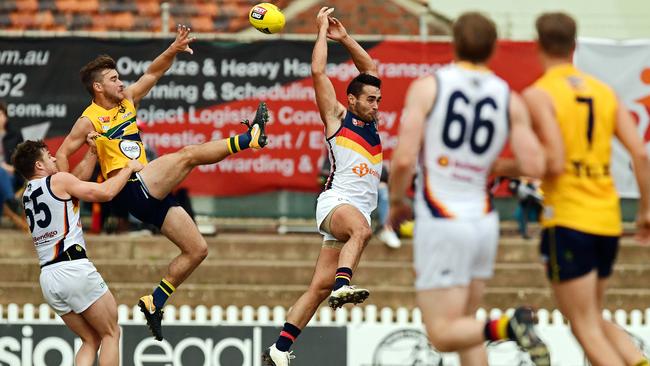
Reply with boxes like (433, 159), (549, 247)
(119, 140), (142, 160)
(251, 6), (267, 20)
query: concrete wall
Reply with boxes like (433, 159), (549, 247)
(191, 193), (641, 222)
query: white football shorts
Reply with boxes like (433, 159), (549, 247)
(39, 259), (108, 315)
(316, 190), (371, 242)
(414, 211), (499, 290)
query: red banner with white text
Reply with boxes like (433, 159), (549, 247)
(137, 41), (542, 195)
(0, 39), (542, 196)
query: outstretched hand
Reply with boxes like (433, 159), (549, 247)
(86, 131), (100, 155)
(326, 17), (348, 41)
(316, 7), (335, 32)
(170, 24), (195, 55)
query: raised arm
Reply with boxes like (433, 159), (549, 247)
(312, 7), (346, 135)
(388, 76), (435, 222)
(124, 24), (195, 106)
(326, 17), (377, 76)
(51, 159), (143, 202)
(614, 99), (650, 243)
(55, 116), (95, 173)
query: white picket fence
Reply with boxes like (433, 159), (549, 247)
(2, 303), (650, 328)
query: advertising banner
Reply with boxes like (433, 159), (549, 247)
(2, 321), (649, 365)
(575, 39), (650, 198)
(349, 323), (650, 366)
(0, 38), (541, 196)
(0, 323), (345, 366)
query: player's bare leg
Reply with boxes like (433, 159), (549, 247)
(137, 102), (269, 340)
(62, 291), (120, 366)
(553, 271), (625, 366)
(326, 204), (372, 308)
(419, 286), (549, 366)
(139, 102), (269, 200)
(459, 280), (489, 366)
(61, 314), (101, 366)
(263, 247), (340, 366)
(418, 286), (486, 352)
(597, 278), (648, 365)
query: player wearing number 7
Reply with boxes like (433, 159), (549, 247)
(13, 139), (144, 366)
(523, 12), (650, 366)
(389, 12), (550, 365)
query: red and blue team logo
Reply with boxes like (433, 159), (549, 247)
(251, 6), (267, 20)
(352, 118), (365, 127)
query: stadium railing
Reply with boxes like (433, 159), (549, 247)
(3, 302), (650, 327)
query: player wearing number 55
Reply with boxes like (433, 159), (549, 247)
(12, 139), (144, 366)
(389, 12), (549, 365)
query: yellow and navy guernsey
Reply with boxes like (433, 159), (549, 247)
(82, 99), (148, 179)
(534, 64), (621, 236)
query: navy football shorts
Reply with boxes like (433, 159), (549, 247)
(540, 226), (619, 282)
(113, 173), (179, 229)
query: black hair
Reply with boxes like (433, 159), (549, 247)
(346, 73), (381, 97)
(80, 55), (117, 96)
(12, 140), (47, 180)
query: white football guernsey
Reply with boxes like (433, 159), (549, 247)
(415, 63), (510, 219)
(321, 110), (383, 214)
(23, 176), (86, 266)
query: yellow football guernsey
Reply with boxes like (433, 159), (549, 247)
(82, 99), (148, 179)
(534, 64), (621, 236)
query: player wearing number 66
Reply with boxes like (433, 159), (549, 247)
(11, 139), (144, 366)
(389, 12), (549, 366)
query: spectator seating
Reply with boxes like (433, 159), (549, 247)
(0, 0), (290, 32)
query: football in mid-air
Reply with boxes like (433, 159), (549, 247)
(249, 3), (285, 34)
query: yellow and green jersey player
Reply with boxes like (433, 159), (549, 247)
(56, 24), (269, 342)
(524, 12), (650, 366)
